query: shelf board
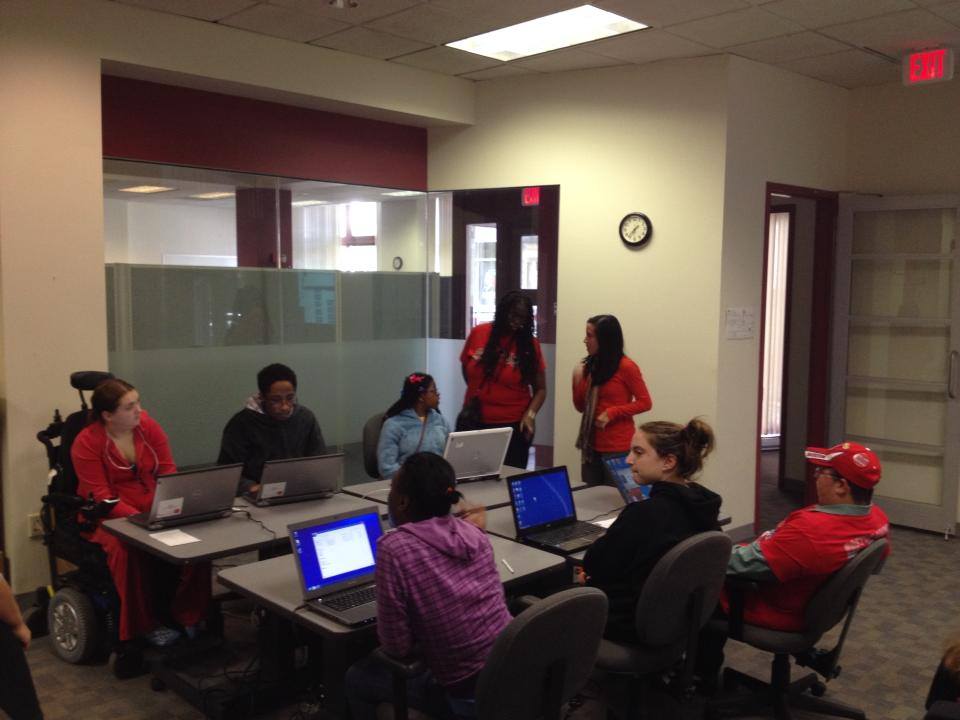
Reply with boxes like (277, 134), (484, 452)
(846, 375), (946, 393)
(851, 253), (953, 261)
(849, 316), (950, 328)
(845, 434), (944, 457)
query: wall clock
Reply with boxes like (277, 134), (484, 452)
(619, 212), (652, 248)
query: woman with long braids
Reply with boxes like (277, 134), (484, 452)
(377, 372), (450, 480)
(459, 291), (547, 468)
(573, 314), (652, 485)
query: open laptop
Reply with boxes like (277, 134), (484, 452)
(248, 453), (344, 507)
(507, 466), (606, 554)
(288, 507), (383, 627)
(443, 427), (512, 483)
(603, 453), (650, 504)
(128, 464), (242, 530)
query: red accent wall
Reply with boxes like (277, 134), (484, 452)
(101, 76), (427, 190)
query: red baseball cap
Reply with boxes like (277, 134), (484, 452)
(804, 442), (881, 489)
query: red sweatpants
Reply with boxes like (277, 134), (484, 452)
(88, 525), (210, 641)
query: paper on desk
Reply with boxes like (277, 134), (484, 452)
(150, 528), (201, 546)
(592, 517), (617, 529)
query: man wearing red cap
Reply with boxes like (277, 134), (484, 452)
(697, 442), (890, 686)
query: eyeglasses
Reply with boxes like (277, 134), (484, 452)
(814, 467), (842, 482)
(264, 393), (296, 407)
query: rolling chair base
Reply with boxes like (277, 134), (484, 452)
(707, 654), (866, 720)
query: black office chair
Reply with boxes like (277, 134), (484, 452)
(593, 531), (733, 718)
(927, 702), (960, 720)
(375, 586), (608, 720)
(362, 411), (386, 478)
(707, 538), (889, 720)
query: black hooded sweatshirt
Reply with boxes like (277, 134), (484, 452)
(217, 396), (326, 493)
(583, 480), (723, 643)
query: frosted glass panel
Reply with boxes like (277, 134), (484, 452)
(845, 387), (945, 448)
(852, 208), (953, 255)
(847, 326), (948, 383)
(849, 258), (952, 319)
(873, 450), (942, 505)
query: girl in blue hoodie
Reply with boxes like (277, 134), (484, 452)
(377, 373), (452, 479)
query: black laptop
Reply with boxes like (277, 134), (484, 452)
(507, 466), (605, 554)
(288, 507), (383, 627)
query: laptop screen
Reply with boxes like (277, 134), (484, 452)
(603, 454), (650, 503)
(290, 512), (382, 593)
(509, 467), (576, 531)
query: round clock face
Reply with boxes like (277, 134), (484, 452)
(619, 212), (652, 248)
(392, 256), (404, 270)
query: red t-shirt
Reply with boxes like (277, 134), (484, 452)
(726, 505), (890, 631)
(460, 322), (546, 425)
(572, 355), (652, 453)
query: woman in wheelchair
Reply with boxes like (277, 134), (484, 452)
(71, 378), (209, 647)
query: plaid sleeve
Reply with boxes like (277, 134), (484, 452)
(375, 536), (413, 658)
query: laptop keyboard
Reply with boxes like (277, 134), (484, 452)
(535, 522), (604, 545)
(325, 585), (376, 611)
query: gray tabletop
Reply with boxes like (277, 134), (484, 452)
(483, 485), (625, 541)
(344, 465), (587, 511)
(216, 534), (566, 637)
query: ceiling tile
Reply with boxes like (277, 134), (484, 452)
(220, 3), (350, 41)
(728, 31), (849, 63)
(391, 46), (502, 75)
(267, 0), (426, 25)
(779, 49), (900, 88)
(926, 0), (960, 24)
(115, 0), (258, 22)
(592, 0), (750, 28)
(365, 3), (496, 44)
(312, 26), (431, 59)
(429, 0), (583, 27)
(763, 0), (916, 29)
(820, 9), (960, 57)
(668, 7), (804, 48)
(460, 65), (540, 81)
(587, 28), (716, 63)
(514, 47), (626, 72)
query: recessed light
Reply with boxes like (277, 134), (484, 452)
(292, 200), (329, 207)
(189, 192), (235, 200)
(447, 5), (646, 62)
(383, 191), (421, 197)
(119, 185), (176, 194)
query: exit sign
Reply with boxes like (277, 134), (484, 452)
(903, 48), (954, 86)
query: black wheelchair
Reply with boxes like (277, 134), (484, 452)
(33, 371), (134, 672)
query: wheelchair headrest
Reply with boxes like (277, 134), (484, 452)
(70, 371), (114, 391)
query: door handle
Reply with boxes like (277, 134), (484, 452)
(950, 351), (959, 399)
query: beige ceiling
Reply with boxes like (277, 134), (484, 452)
(112, 0), (960, 89)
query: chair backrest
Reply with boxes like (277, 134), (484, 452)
(362, 412), (386, 478)
(802, 538), (888, 641)
(634, 531), (733, 647)
(475, 587), (608, 720)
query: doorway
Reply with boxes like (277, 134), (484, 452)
(756, 183), (838, 532)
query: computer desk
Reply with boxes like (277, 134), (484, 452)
(343, 465), (588, 512)
(217, 533), (568, 713)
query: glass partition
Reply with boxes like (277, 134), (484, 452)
(104, 160), (433, 480)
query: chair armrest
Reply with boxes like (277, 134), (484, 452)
(512, 594), (542, 612)
(371, 647), (425, 678)
(724, 577), (759, 640)
(925, 701), (960, 720)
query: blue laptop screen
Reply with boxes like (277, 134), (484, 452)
(510, 467), (575, 531)
(291, 512), (382, 592)
(603, 454), (650, 503)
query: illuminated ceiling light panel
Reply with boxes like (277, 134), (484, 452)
(383, 191), (421, 197)
(447, 5), (646, 62)
(292, 199), (329, 207)
(189, 191), (235, 200)
(119, 185), (176, 194)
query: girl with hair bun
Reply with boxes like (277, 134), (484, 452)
(377, 372), (451, 479)
(581, 418), (722, 643)
(346, 453), (512, 719)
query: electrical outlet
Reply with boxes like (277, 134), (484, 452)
(28, 513), (43, 538)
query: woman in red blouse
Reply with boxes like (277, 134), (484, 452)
(71, 378), (209, 646)
(459, 291), (547, 468)
(573, 314), (653, 485)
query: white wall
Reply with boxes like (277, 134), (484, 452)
(430, 57), (732, 511)
(0, 0), (472, 590)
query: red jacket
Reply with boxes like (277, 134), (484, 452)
(572, 356), (652, 453)
(72, 410), (176, 519)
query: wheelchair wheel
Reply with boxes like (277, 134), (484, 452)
(47, 587), (98, 663)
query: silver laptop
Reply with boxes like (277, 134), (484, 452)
(288, 507), (384, 627)
(128, 464), (242, 530)
(443, 427), (513, 483)
(249, 453), (344, 507)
